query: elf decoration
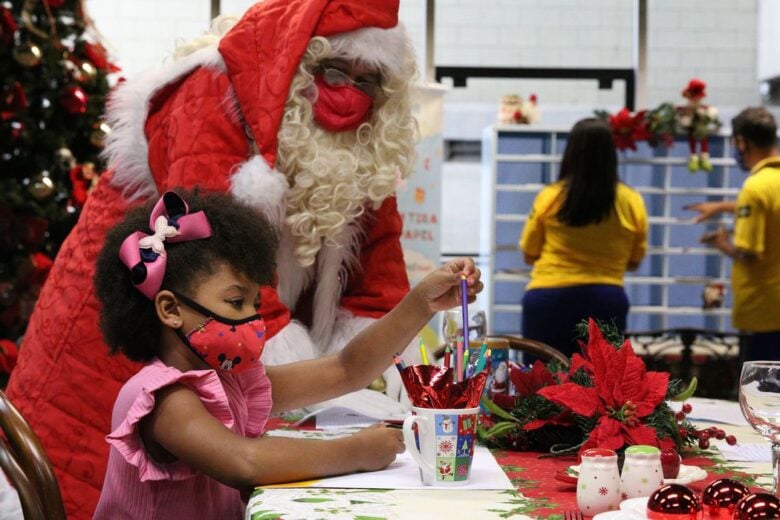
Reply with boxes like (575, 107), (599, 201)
(596, 78), (721, 172)
(677, 79), (721, 172)
(498, 93), (540, 125)
(0, 0), (117, 376)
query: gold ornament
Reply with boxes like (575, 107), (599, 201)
(13, 42), (43, 67)
(54, 147), (75, 170)
(26, 172), (55, 200)
(90, 122), (111, 148)
(79, 61), (97, 84)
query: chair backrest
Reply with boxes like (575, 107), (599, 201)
(490, 335), (571, 368)
(0, 390), (66, 520)
(433, 335), (570, 368)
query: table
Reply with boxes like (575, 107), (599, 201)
(246, 400), (772, 520)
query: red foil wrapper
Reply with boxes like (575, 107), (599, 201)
(400, 365), (487, 408)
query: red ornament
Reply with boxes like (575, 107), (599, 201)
(27, 252), (53, 289)
(2, 82), (28, 120)
(8, 120), (25, 141)
(646, 484), (702, 520)
(82, 41), (121, 72)
(0, 339), (18, 375)
(734, 493), (780, 520)
(60, 86), (88, 114)
(0, 7), (17, 47)
(702, 479), (749, 519)
(660, 447), (681, 479)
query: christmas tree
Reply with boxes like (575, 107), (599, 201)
(0, 0), (117, 381)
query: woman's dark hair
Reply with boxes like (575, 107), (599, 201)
(732, 107), (778, 149)
(556, 118), (618, 227)
(94, 190), (278, 362)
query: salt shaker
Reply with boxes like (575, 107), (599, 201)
(577, 448), (621, 516)
(620, 445), (665, 500)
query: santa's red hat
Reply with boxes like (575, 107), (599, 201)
(103, 0), (414, 225)
(219, 0), (410, 168)
(682, 78), (706, 100)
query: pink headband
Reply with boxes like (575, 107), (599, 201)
(119, 192), (212, 299)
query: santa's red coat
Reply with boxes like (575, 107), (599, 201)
(6, 2), (411, 516)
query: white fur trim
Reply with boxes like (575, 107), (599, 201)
(260, 320), (318, 366)
(102, 46), (227, 200)
(275, 230), (315, 310)
(229, 155), (289, 227)
(322, 310), (422, 365)
(310, 224), (364, 347)
(328, 24), (415, 79)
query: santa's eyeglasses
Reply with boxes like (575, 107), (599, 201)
(318, 67), (382, 98)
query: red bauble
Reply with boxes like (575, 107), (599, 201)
(701, 478), (749, 519)
(660, 448), (681, 479)
(59, 86), (88, 114)
(646, 484), (702, 520)
(2, 82), (28, 120)
(0, 7), (17, 47)
(734, 493), (780, 520)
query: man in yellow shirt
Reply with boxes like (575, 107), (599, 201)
(700, 107), (780, 361)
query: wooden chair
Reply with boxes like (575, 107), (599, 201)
(0, 390), (66, 520)
(490, 335), (570, 368)
(433, 335), (570, 368)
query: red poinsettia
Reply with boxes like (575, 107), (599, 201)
(537, 320), (671, 454)
(608, 108), (650, 151)
(512, 360), (556, 397)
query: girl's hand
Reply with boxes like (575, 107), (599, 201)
(352, 424), (405, 472)
(412, 257), (483, 313)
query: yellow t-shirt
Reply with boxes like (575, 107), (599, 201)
(519, 182), (648, 290)
(731, 157), (780, 332)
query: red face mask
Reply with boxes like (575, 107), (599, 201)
(174, 292), (266, 374)
(312, 75), (373, 132)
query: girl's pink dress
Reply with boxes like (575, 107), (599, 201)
(94, 358), (273, 519)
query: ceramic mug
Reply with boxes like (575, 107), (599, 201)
(577, 448), (621, 516)
(620, 445), (665, 500)
(402, 406), (479, 486)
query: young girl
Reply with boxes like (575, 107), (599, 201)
(92, 191), (481, 519)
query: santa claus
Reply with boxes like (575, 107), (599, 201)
(6, 1), (420, 517)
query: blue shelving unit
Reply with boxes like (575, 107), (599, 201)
(482, 125), (739, 336)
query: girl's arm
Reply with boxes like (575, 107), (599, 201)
(266, 258), (482, 413)
(144, 384), (404, 488)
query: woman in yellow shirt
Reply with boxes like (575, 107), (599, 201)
(519, 118), (648, 356)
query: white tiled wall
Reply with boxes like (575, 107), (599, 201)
(88, 0), (760, 108)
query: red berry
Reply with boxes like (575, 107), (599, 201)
(675, 411), (686, 421)
(726, 435), (737, 445)
(682, 403), (692, 414)
(699, 430), (711, 440)
(715, 430), (726, 440)
(698, 438), (710, 449)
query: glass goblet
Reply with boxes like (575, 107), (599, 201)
(739, 361), (780, 494)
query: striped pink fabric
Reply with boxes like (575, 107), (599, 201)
(94, 358), (273, 519)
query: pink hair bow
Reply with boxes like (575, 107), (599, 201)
(119, 192), (212, 299)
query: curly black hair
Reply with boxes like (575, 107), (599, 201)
(94, 190), (278, 362)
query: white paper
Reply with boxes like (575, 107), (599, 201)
(292, 405), (408, 430)
(667, 398), (749, 427)
(265, 445), (514, 491)
(717, 443), (772, 462)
